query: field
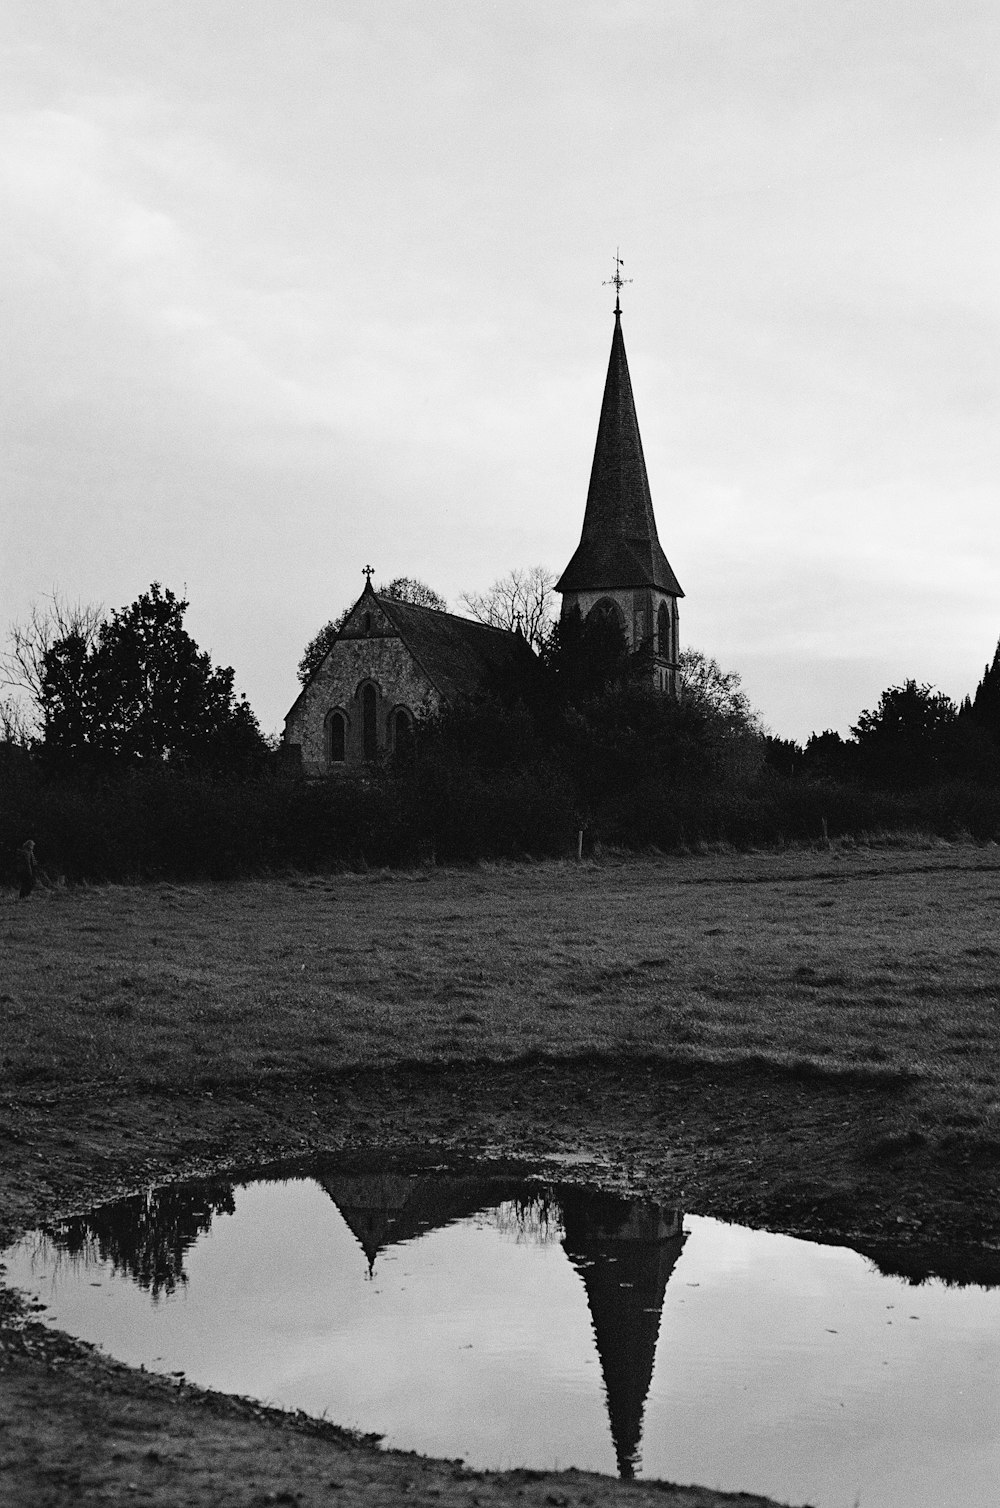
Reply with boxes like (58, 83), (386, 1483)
(2, 842), (1000, 1507)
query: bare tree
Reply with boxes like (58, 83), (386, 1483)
(677, 647), (762, 735)
(0, 695), (31, 746)
(459, 566), (556, 651)
(1, 591), (104, 735)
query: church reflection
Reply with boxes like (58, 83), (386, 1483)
(37, 1166), (686, 1479)
(561, 1190), (686, 1478)
(304, 1169), (686, 1478)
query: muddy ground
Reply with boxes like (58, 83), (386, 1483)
(4, 1057), (1000, 1508)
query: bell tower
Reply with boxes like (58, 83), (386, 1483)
(555, 263), (683, 692)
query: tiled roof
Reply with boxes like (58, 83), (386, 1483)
(557, 310), (683, 598)
(377, 594), (528, 701)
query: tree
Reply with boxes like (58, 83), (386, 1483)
(40, 583), (266, 770)
(1, 591), (104, 736)
(851, 680), (959, 787)
(460, 566), (556, 651)
(0, 695), (31, 747)
(677, 648), (762, 737)
(801, 729), (857, 780)
(762, 735), (803, 777)
(297, 619), (345, 685)
(963, 639), (1000, 744)
(380, 577), (446, 612)
(297, 577), (447, 684)
(539, 603), (632, 702)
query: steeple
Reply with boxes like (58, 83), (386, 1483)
(555, 278), (684, 694)
(556, 304), (682, 598)
(561, 1191), (687, 1479)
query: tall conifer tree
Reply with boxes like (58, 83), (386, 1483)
(966, 640), (1000, 744)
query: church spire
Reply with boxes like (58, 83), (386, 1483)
(561, 1191), (687, 1479)
(555, 293), (683, 598)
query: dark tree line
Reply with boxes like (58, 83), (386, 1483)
(5, 566), (1000, 881)
(405, 605), (765, 845)
(14, 584), (267, 774)
(761, 652), (1000, 790)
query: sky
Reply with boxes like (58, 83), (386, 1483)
(2, 0), (998, 742)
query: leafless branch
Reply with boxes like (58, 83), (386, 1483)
(459, 566), (556, 651)
(1, 591), (104, 730)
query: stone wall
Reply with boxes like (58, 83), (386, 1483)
(284, 600), (441, 773)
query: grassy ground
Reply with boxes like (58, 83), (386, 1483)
(3, 840), (1000, 1508)
(3, 842), (1000, 1154)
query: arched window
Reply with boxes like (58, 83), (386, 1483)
(326, 710), (347, 764)
(392, 707), (414, 761)
(587, 597), (624, 632)
(657, 602), (671, 659)
(361, 683), (378, 762)
(363, 612), (372, 636)
(586, 598), (628, 659)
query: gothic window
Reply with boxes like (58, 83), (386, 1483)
(364, 612), (372, 636)
(361, 683), (378, 762)
(326, 709), (347, 764)
(587, 598), (624, 631)
(392, 707), (414, 761)
(657, 602), (671, 659)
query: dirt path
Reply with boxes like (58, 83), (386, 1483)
(4, 1056), (999, 1507)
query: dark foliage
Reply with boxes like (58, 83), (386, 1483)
(961, 640), (1000, 749)
(43, 1183), (236, 1299)
(762, 735), (803, 777)
(801, 729), (857, 781)
(539, 605), (633, 703)
(6, 752), (1000, 887)
(39, 584), (267, 774)
(297, 617), (344, 686)
(852, 681), (967, 788)
(11, 626), (1000, 884)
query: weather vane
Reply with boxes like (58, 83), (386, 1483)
(603, 248), (632, 312)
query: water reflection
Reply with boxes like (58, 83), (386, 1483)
(41, 1182), (236, 1298)
(25, 1168), (681, 1475)
(314, 1174), (684, 1477)
(315, 1171), (526, 1272)
(314, 1171), (686, 1475)
(561, 1191), (686, 1478)
(6, 1163), (1000, 1508)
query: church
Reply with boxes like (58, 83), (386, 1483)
(283, 284), (683, 773)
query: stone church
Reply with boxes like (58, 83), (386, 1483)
(283, 290), (683, 773)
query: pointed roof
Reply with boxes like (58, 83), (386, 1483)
(374, 595), (529, 702)
(284, 582), (530, 725)
(561, 1191), (687, 1479)
(315, 1172), (520, 1271)
(556, 307), (683, 598)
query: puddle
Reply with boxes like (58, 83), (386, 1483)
(3, 1165), (999, 1508)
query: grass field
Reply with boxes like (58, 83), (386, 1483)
(4, 842), (999, 1160)
(3, 840), (1000, 1508)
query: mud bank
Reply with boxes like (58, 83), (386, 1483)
(4, 1057), (999, 1508)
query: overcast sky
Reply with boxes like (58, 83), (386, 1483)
(3, 0), (998, 741)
